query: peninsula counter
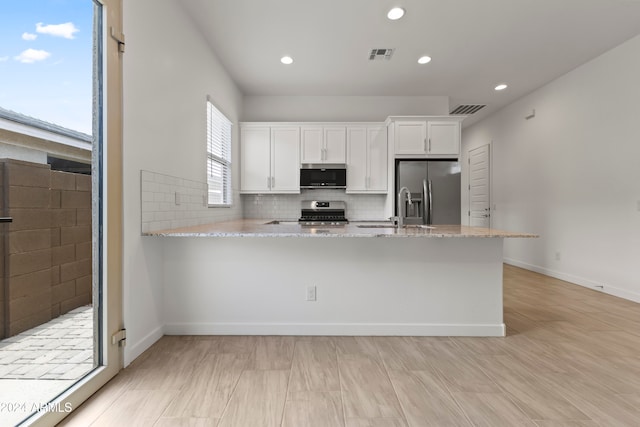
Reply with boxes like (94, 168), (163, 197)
(146, 220), (536, 337)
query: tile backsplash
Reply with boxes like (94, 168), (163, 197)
(242, 190), (388, 221)
(141, 170), (389, 233)
(140, 170), (242, 233)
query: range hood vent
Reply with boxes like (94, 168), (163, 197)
(369, 48), (394, 61)
(450, 104), (486, 115)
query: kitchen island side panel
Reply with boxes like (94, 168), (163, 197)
(162, 237), (505, 336)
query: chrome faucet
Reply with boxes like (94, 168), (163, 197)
(397, 186), (413, 227)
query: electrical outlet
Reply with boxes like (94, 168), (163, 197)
(306, 285), (317, 301)
(555, 251), (561, 261)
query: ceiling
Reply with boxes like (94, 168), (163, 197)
(180, 0), (640, 126)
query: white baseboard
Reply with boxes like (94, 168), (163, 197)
(124, 325), (165, 367)
(504, 258), (640, 304)
(164, 322), (506, 337)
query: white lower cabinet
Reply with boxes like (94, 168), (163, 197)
(240, 126), (300, 193)
(346, 126), (387, 193)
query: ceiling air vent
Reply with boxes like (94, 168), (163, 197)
(450, 104), (486, 115)
(369, 48), (394, 61)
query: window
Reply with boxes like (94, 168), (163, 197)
(206, 99), (233, 206)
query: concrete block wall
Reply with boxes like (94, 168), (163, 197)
(0, 159), (92, 338)
(50, 170), (92, 319)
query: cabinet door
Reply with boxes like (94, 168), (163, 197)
(395, 121), (427, 155)
(324, 126), (346, 163)
(346, 127), (367, 192)
(240, 127), (271, 192)
(271, 127), (300, 193)
(367, 126), (388, 192)
(300, 126), (323, 164)
(427, 121), (460, 156)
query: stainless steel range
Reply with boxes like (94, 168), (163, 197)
(299, 201), (348, 226)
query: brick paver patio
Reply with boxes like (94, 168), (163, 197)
(0, 306), (94, 380)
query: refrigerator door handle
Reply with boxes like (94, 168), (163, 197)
(422, 179), (428, 225)
(427, 179), (433, 225)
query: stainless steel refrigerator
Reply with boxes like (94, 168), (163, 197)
(395, 160), (461, 225)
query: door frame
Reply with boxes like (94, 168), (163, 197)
(26, 0), (123, 424)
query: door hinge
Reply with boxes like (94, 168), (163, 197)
(110, 27), (126, 53)
(111, 329), (127, 347)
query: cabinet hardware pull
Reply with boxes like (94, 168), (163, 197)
(428, 138), (431, 151)
(272, 176), (275, 188)
(267, 176), (271, 189)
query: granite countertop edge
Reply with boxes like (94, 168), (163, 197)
(142, 219), (538, 239)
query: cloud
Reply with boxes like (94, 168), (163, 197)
(22, 32), (38, 41)
(0, 56), (9, 62)
(36, 22), (79, 39)
(15, 48), (51, 63)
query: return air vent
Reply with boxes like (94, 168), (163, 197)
(450, 104), (486, 115)
(369, 48), (394, 61)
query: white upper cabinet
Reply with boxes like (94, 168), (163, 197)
(394, 121), (427, 155)
(346, 125), (388, 193)
(271, 127), (300, 192)
(366, 126), (388, 192)
(391, 117), (462, 158)
(240, 126), (271, 193)
(240, 125), (300, 194)
(427, 121), (460, 155)
(301, 125), (346, 164)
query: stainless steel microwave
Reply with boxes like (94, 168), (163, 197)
(300, 164), (347, 189)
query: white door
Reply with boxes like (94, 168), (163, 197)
(346, 127), (367, 191)
(428, 121), (460, 156)
(300, 126), (323, 164)
(469, 144), (491, 227)
(395, 121), (427, 154)
(240, 127), (271, 192)
(324, 126), (346, 163)
(271, 127), (300, 192)
(367, 126), (388, 192)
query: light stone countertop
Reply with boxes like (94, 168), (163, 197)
(143, 219), (538, 238)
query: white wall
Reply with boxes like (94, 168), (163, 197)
(242, 95), (449, 122)
(0, 143), (46, 164)
(122, 0), (243, 364)
(462, 34), (640, 303)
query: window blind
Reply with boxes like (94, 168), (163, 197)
(206, 100), (232, 206)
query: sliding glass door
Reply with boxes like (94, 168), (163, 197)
(0, 0), (124, 425)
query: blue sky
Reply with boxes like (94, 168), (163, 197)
(0, 0), (93, 134)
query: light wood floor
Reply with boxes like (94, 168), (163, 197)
(60, 265), (640, 426)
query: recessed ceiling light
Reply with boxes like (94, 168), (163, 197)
(495, 84), (508, 91)
(387, 7), (405, 20)
(417, 56), (432, 64)
(280, 56), (293, 65)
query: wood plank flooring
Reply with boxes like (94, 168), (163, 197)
(59, 265), (640, 426)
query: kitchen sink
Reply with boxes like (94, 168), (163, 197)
(264, 220), (299, 225)
(356, 224), (434, 229)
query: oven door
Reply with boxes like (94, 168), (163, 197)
(300, 164), (347, 189)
